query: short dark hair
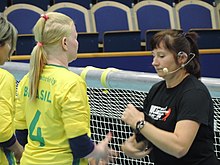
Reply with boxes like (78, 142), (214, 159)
(150, 29), (201, 79)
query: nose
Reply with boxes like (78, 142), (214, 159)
(152, 56), (158, 67)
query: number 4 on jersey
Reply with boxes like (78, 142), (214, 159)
(29, 110), (45, 147)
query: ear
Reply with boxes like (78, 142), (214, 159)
(177, 51), (188, 64)
(61, 37), (68, 51)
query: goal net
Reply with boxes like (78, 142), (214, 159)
(2, 62), (220, 164)
(88, 88), (220, 164)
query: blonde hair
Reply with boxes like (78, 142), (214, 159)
(29, 12), (74, 100)
(0, 16), (17, 59)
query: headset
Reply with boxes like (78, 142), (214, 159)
(162, 51), (195, 75)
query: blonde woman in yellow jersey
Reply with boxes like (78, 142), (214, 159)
(15, 12), (117, 165)
(0, 16), (23, 165)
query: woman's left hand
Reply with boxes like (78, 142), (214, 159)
(121, 134), (152, 159)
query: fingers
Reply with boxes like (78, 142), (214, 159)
(145, 147), (153, 154)
(105, 148), (118, 165)
(135, 147), (153, 158)
(122, 145), (152, 159)
(127, 103), (135, 109)
(108, 148), (118, 159)
(133, 149), (151, 159)
(92, 149), (118, 165)
(104, 132), (112, 144)
(121, 104), (139, 122)
(96, 132), (117, 164)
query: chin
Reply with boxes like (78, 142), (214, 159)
(157, 72), (165, 78)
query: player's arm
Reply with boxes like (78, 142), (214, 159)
(68, 134), (94, 158)
(69, 132), (117, 163)
(122, 103), (200, 158)
(140, 119), (199, 158)
(14, 76), (28, 148)
(15, 129), (28, 147)
(62, 80), (117, 163)
(0, 134), (23, 162)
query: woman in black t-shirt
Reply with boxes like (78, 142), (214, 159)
(121, 30), (220, 165)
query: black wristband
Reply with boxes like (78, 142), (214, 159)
(134, 120), (146, 134)
(135, 133), (146, 142)
(0, 134), (16, 148)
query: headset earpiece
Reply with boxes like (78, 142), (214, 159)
(177, 51), (188, 58)
(163, 52), (195, 75)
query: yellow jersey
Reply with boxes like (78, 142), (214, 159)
(0, 68), (16, 165)
(15, 64), (91, 165)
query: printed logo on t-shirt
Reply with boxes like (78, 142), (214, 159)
(149, 105), (171, 121)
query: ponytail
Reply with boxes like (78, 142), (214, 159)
(29, 43), (47, 101)
(184, 32), (201, 79)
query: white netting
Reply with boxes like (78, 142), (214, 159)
(88, 88), (153, 164)
(213, 98), (220, 159)
(88, 88), (220, 164)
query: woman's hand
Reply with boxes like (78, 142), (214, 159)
(121, 134), (152, 159)
(86, 132), (118, 165)
(121, 104), (145, 129)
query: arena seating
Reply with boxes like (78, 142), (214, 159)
(133, 0), (176, 46)
(103, 30), (141, 52)
(189, 28), (220, 49)
(96, 0), (136, 8)
(11, 0), (51, 11)
(47, 2), (92, 33)
(138, 0), (176, 6)
(47, 2), (100, 53)
(16, 34), (35, 55)
(175, 0), (217, 32)
(1, 0), (219, 53)
(90, 1), (134, 45)
(53, 0), (94, 9)
(0, 0), (10, 12)
(77, 32), (99, 53)
(3, 4), (44, 34)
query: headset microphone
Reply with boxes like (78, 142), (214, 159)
(163, 64), (185, 75)
(162, 52), (195, 75)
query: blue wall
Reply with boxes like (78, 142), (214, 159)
(13, 53), (220, 78)
(69, 53), (220, 78)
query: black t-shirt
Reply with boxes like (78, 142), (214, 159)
(143, 75), (219, 165)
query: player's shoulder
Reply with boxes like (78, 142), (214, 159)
(0, 68), (15, 82)
(181, 75), (211, 99)
(185, 75), (208, 91)
(54, 67), (85, 85)
(60, 68), (82, 80)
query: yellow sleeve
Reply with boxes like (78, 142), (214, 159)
(14, 76), (28, 130)
(0, 71), (16, 142)
(59, 79), (91, 139)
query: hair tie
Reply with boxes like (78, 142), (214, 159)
(37, 42), (43, 47)
(41, 14), (49, 21)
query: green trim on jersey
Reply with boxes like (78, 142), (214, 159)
(46, 64), (68, 70)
